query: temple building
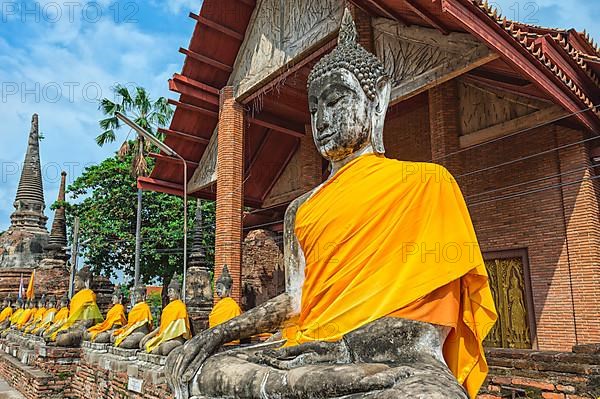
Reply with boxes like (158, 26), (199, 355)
(140, 0), (600, 355)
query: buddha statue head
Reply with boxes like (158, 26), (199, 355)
(38, 294), (46, 308)
(215, 265), (233, 299)
(2, 295), (9, 308)
(308, 8), (391, 163)
(59, 294), (69, 309)
(168, 275), (182, 301)
(27, 299), (34, 309)
(47, 295), (56, 309)
(16, 298), (23, 309)
(74, 266), (93, 292)
(133, 285), (146, 304)
(112, 285), (123, 305)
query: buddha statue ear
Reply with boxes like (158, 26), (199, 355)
(370, 75), (391, 155)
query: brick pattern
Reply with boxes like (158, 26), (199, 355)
(477, 348), (600, 398)
(555, 127), (600, 344)
(214, 86), (245, 304)
(429, 81), (463, 175)
(241, 229), (285, 310)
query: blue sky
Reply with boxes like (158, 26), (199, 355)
(0, 0), (599, 236)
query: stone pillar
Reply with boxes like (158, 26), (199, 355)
(556, 126), (600, 345)
(214, 86), (244, 304)
(428, 80), (462, 175)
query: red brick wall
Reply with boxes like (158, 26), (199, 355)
(215, 86), (245, 304)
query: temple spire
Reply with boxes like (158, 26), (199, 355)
(46, 171), (68, 258)
(9, 114), (48, 232)
(189, 199), (207, 266)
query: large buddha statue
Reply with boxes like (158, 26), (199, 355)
(53, 267), (104, 346)
(0, 295), (14, 330)
(42, 294), (69, 338)
(166, 9), (496, 399)
(31, 295), (57, 335)
(112, 285), (152, 349)
(141, 275), (191, 356)
(85, 285), (127, 343)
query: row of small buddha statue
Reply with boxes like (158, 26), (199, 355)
(0, 265), (242, 357)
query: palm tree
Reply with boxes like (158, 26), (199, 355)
(96, 85), (174, 289)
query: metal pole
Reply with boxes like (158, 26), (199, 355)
(134, 188), (142, 288)
(69, 217), (80, 299)
(182, 158), (188, 303)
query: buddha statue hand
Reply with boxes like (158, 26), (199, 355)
(166, 324), (227, 397)
(251, 340), (351, 370)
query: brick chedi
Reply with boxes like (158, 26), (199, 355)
(38, 171), (70, 298)
(0, 114), (49, 269)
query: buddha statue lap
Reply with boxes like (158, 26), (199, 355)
(111, 285), (152, 349)
(141, 275), (191, 356)
(31, 295), (58, 335)
(54, 267), (104, 347)
(24, 294), (47, 333)
(42, 295), (69, 339)
(85, 285), (127, 343)
(165, 9), (497, 399)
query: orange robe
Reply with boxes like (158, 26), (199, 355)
(51, 289), (103, 340)
(145, 299), (191, 353)
(209, 297), (242, 345)
(87, 303), (127, 341)
(16, 308), (34, 329)
(44, 307), (68, 334)
(31, 307), (57, 334)
(283, 154), (497, 399)
(0, 307), (13, 323)
(113, 302), (152, 347)
(24, 307), (46, 332)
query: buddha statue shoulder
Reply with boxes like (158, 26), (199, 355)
(54, 266), (104, 347)
(165, 9), (497, 399)
(85, 285), (127, 343)
(208, 265), (241, 330)
(0, 295), (14, 330)
(111, 285), (152, 349)
(141, 275), (191, 356)
(42, 294), (69, 339)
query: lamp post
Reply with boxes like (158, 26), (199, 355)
(115, 112), (189, 302)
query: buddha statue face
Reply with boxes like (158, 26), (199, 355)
(215, 282), (230, 299)
(2, 299), (7, 308)
(168, 287), (180, 301)
(73, 275), (85, 292)
(133, 287), (146, 304)
(48, 299), (56, 308)
(60, 298), (68, 309)
(307, 9), (390, 164)
(38, 298), (44, 308)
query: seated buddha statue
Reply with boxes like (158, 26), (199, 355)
(112, 285), (152, 349)
(3, 299), (24, 336)
(85, 285), (127, 343)
(165, 9), (497, 399)
(208, 266), (241, 331)
(15, 299), (35, 330)
(24, 294), (47, 334)
(53, 267), (104, 347)
(42, 294), (69, 338)
(141, 275), (191, 356)
(0, 295), (14, 330)
(31, 295), (58, 335)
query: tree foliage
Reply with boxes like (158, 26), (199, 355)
(65, 153), (215, 289)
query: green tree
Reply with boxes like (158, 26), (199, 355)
(95, 84), (174, 289)
(66, 154), (215, 300)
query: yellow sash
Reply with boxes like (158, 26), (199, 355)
(51, 289), (103, 340)
(0, 307), (13, 323)
(31, 308), (57, 334)
(44, 307), (68, 335)
(145, 299), (190, 353)
(209, 297), (241, 328)
(283, 154), (497, 399)
(24, 307), (46, 332)
(10, 308), (24, 325)
(87, 303), (127, 341)
(16, 308), (34, 328)
(114, 302), (152, 347)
